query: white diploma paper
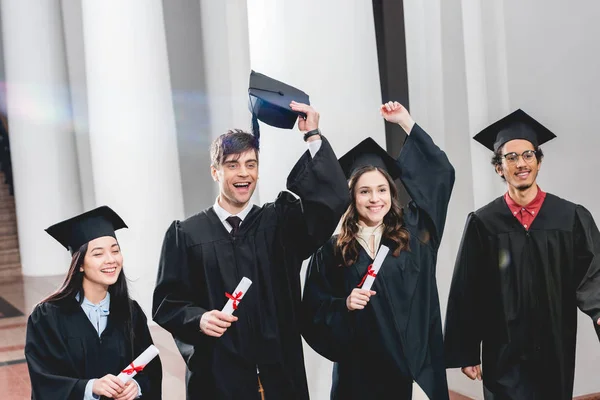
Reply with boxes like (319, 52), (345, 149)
(360, 245), (389, 291)
(221, 277), (253, 315)
(117, 344), (160, 383)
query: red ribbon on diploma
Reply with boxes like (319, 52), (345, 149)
(357, 264), (377, 288)
(122, 362), (145, 375)
(225, 291), (243, 310)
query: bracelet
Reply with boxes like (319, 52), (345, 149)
(303, 129), (321, 142)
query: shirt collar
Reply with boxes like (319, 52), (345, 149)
(76, 291), (111, 313)
(505, 186), (546, 215)
(356, 222), (384, 236)
(213, 197), (253, 223)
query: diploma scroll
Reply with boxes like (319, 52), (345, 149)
(359, 245), (389, 291)
(117, 344), (160, 383)
(221, 277), (253, 315)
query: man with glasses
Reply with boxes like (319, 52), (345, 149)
(444, 109), (600, 399)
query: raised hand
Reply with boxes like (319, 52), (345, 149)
(290, 101), (320, 133)
(346, 288), (376, 311)
(380, 101), (415, 134)
(200, 310), (238, 337)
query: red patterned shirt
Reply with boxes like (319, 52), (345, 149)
(504, 187), (546, 231)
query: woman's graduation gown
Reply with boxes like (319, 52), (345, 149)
(301, 124), (455, 400)
(25, 297), (162, 400)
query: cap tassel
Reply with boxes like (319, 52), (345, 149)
(251, 113), (260, 149)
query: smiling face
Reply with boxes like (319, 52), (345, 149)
(211, 149), (259, 213)
(353, 169), (392, 227)
(81, 236), (123, 290)
(496, 139), (541, 191)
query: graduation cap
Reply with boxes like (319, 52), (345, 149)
(248, 70), (310, 147)
(338, 137), (401, 180)
(45, 206), (127, 254)
(473, 109), (556, 152)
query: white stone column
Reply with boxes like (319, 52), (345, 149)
(61, 0), (96, 211)
(1, 0), (82, 276)
(81, 0), (185, 314)
(198, 0), (257, 204)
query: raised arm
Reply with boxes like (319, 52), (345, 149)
(278, 104), (350, 260)
(381, 101), (455, 247)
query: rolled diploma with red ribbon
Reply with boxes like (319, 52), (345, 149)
(221, 277), (253, 315)
(360, 245), (389, 291)
(117, 344), (160, 383)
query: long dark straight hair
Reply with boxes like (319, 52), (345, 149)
(41, 242), (135, 357)
(336, 165), (410, 266)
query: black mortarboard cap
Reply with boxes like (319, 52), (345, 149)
(248, 70), (310, 147)
(338, 137), (401, 180)
(473, 109), (556, 152)
(45, 206), (127, 254)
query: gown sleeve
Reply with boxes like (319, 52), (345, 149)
(131, 301), (163, 399)
(152, 221), (208, 346)
(25, 303), (90, 400)
(443, 213), (486, 368)
(396, 124), (455, 249)
(278, 136), (350, 261)
(301, 241), (355, 362)
(573, 205), (600, 340)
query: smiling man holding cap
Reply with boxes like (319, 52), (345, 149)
(153, 71), (349, 399)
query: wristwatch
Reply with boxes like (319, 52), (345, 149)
(303, 129), (321, 142)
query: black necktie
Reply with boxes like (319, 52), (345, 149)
(226, 216), (242, 236)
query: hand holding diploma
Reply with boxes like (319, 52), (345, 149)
(200, 310), (238, 337)
(92, 374), (125, 398)
(200, 277), (252, 337)
(346, 288), (376, 311)
(113, 381), (139, 400)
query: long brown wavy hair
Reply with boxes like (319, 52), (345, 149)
(336, 165), (410, 266)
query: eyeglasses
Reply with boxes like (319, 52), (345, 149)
(502, 150), (537, 165)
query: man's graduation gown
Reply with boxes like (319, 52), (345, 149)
(25, 298), (162, 400)
(301, 125), (455, 400)
(444, 194), (600, 399)
(152, 137), (349, 399)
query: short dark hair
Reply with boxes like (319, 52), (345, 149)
(491, 144), (544, 180)
(210, 129), (259, 168)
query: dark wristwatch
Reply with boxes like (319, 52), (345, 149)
(303, 129), (321, 142)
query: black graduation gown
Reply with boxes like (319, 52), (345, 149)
(444, 194), (600, 399)
(25, 297), (163, 400)
(301, 125), (455, 400)
(152, 137), (349, 399)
